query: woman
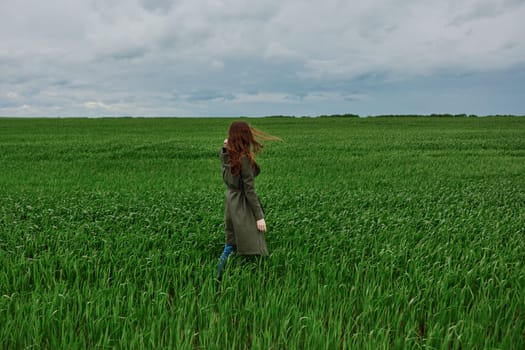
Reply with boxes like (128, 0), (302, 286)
(217, 121), (280, 282)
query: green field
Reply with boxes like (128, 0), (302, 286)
(1, 116), (524, 349)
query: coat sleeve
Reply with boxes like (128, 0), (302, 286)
(240, 156), (264, 220)
(219, 147), (227, 163)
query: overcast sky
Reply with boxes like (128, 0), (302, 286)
(1, 0), (524, 117)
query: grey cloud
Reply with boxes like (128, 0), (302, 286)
(503, 42), (519, 50)
(343, 92), (366, 102)
(183, 89), (236, 103)
(0, 96), (21, 109)
(139, 0), (174, 13)
(1, 0), (524, 116)
(100, 47), (148, 61)
(450, 0), (525, 24)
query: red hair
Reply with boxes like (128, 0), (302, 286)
(226, 121), (262, 175)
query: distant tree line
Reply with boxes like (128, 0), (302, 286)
(317, 113), (360, 118)
(261, 114), (524, 118)
(263, 114), (360, 118)
(366, 114), (524, 118)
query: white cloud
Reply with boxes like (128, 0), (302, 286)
(263, 42), (299, 62)
(84, 101), (111, 110)
(0, 0), (524, 116)
(234, 92), (290, 104)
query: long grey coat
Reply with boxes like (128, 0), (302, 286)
(220, 148), (268, 255)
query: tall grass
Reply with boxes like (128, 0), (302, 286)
(1, 116), (524, 349)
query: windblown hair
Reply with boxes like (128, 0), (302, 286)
(226, 121), (282, 175)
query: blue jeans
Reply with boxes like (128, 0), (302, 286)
(217, 244), (235, 281)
